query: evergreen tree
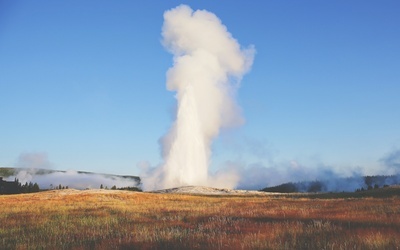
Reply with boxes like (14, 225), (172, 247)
(33, 183), (40, 192)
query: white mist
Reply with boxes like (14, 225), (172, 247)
(143, 5), (254, 190)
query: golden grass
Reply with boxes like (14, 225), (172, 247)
(1, 189), (399, 249)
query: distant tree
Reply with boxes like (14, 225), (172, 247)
(16, 178), (21, 190)
(1, 178), (40, 194)
(365, 176), (373, 187)
(22, 182), (29, 193)
(59, 184), (62, 190)
(117, 186), (142, 192)
(28, 182), (34, 192)
(33, 183), (40, 192)
(100, 184), (104, 189)
(111, 185), (117, 190)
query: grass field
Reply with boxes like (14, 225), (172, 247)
(1, 188), (399, 249)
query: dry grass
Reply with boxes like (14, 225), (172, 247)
(1, 189), (399, 249)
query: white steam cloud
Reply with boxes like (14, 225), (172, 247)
(219, 147), (400, 191)
(7, 152), (139, 190)
(16, 152), (52, 169)
(143, 5), (254, 190)
(8, 169), (139, 190)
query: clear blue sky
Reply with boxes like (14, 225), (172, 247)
(1, 1), (399, 179)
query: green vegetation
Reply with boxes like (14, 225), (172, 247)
(0, 189), (399, 249)
(0, 178), (40, 194)
(100, 184), (142, 192)
(0, 168), (15, 177)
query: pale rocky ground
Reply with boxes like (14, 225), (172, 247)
(22, 189), (130, 200)
(151, 186), (278, 195)
(29, 186), (284, 197)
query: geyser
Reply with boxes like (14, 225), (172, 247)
(143, 5), (254, 190)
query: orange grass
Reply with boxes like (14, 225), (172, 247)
(0, 189), (399, 249)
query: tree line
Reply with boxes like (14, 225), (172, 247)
(100, 184), (142, 192)
(0, 178), (40, 195)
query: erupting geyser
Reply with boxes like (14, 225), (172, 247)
(143, 5), (254, 190)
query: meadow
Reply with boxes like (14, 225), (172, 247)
(0, 188), (399, 249)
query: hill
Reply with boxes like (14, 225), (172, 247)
(1, 188), (399, 249)
(152, 186), (270, 195)
(261, 174), (400, 193)
(0, 167), (140, 182)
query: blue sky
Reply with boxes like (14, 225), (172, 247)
(1, 1), (399, 181)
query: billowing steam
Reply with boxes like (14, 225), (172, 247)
(380, 149), (400, 174)
(6, 152), (139, 190)
(143, 5), (254, 190)
(7, 169), (139, 190)
(16, 152), (52, 169)
(220, 148), (400, 191)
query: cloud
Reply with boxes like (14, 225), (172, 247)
(15, 152), (52, 169)
(8, 169), (139, 190)
(380, 149), (400, 174)
(8, 152), (140, 189)
(34, 170), (139, 190)
(215, 157), (365, 191)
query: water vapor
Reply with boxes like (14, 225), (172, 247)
(7, 153), (139, 189)
(16, 152), (52, 169)
(380, 149), (400, 174)
(7, 169), (139, 190)
(143, 5), (254, 190)
(224, 147), (400, 191)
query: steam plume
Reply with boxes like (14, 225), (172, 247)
(143, 5), (254, 190)
(16, 152), (52, 169)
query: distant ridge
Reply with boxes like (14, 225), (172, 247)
(0, 167), (140, 182)
(261, 174), (400, 193)
(0, 167), (141, 191)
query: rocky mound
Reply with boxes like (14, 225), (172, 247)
(151, 186), (269, 195)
